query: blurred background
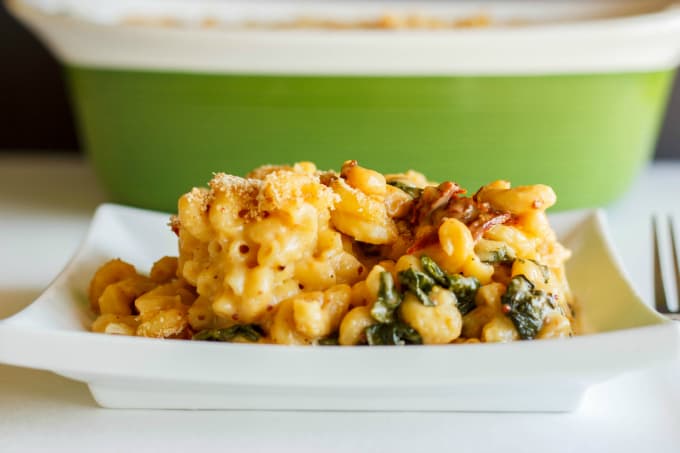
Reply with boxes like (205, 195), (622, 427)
(2, 2), (680, 159)
(3, 2), (680, 160)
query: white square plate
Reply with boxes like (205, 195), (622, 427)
(0, 204), (677, 411)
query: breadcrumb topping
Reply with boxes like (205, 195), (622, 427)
(173, 165), (340, 224)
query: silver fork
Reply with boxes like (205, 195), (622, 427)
(652, 216), (680, 320)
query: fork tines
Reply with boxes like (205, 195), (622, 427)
(653, 215), (680, 318)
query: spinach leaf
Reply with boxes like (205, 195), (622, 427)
(477, 245), (516, 264)
(387, 180), (423, 199)
(193, 324), (263, 342)
(501, 275), (555, 340)
(447, 274), (480, 316)
(365, 322), (423, 345)
(398, 268), (436, 306)
(419, 255), (480, 315)
(420, 255), (450, 287)
(317, 335), (339, 346)
(370, 271), (402, 323)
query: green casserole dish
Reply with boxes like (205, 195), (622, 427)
(9, 0), (680, 211)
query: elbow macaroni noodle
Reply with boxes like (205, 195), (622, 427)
(89, 160), (575, 345)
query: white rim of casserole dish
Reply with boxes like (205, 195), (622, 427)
(7, 0), (680, 75)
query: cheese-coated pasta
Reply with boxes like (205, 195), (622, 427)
(88, 160), (575, 345)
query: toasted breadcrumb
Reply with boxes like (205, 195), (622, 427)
(174, 165), (339, 226)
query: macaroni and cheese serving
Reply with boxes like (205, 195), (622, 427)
(89, 160), (574, 345)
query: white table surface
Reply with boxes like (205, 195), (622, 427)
(1, 154), (679, 453)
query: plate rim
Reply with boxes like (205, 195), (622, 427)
(0, 203), (677, 388)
